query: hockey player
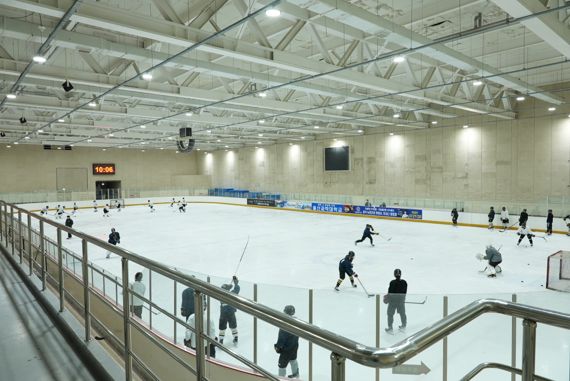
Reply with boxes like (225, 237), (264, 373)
(116, 201), (122, 212)
(488, 207), (495, 229)
(451, 208), (459, 226)
(546, 209), (554, 235)
(185, 302), (217, 358)
(564, 214), (570, 236)
(364, 199), (372, 207)
(170, 198), (176, 207)
(274, 305), (299, 379)
(40, 205), (49, 216)
(519, 208), (529, 227)
(72, 202), (78, 216)
(179, 201), (186, 213)
(477, 245), (503, 277)
(147, 200), (155, 212)
(500, 206), (510, 229)
(384, 269), (407, 333)
(129, 272), (146, 319)
(354, 224), (378, 246)
(56, 205), (65, 219)
(93, 200), (98, 212)
(334, 251), (358, 291)
(105, 228), (120, 259)
(517, 224), (534, 247)
(219, 276), (240, 345)
(103, 204), (110, 218)
(64, 215), (74, 239)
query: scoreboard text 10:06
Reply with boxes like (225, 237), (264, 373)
(92, 163), (116, 175)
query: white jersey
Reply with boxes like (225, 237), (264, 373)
(500, 210), (509, 220)
(517, 226), (533, 235)
(185, 313), (216, 349)
(93, 201), (98, 208)
(130, 281), (146, 307)
(57, 206), (64, 214)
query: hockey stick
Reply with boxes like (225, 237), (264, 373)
(500, 222), (518, 232)
(356, 277), (374, 298)
(233, 236), (250, 276)
(377, 233), (392, 242)
(405, 297), (427, 305)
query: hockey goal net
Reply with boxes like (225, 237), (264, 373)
(546, 251), (570, 292)
(109, 199), (125, 209)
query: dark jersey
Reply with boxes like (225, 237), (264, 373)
(108, 231), (120, 245)
(220, 284), (240, 315)
(488, 210), (495, 220)
(387, 278), (407, 303)
(275, 329), (299, 353)
(547, 213), (554, 223)
(181, 287), (195, 317)
(519, 212), (529, 225)
(338, 256), (354, 276)
(65, 218), (74, 228)
(363, 226), (373, 235)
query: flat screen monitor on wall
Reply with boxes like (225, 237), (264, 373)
(324, 146), (350, 171)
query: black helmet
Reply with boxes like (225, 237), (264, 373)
(348, 251), (355, 258)
(221, 284), (232, 291)
(283, 305), (295, 316)
(394, 269), (402, 278)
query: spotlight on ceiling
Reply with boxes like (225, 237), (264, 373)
(6, 94), (16, 99)
(88, 101), (97, 107)
(58, 119), (65, 123)
(141, 72), (153, 81)
(19, 117), (27, 124)
(32, 55), (47, 64)
(516, 96), (525, 101)
(265, 8), (281, 17)
(393, 113), (401, 118)
(393, 56), (406, 63)
(62, 80), (74, 92)
(472, 80), (483, 86)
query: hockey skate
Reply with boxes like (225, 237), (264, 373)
(399, 325), (406, 331)
(334, 286), (339, 291)
(385, 327), (394, 334)
(233, 336), (238, 345)
(487, 274), (496, 278)
(351, 283), (357, 288)
(288, 372), (299, 378)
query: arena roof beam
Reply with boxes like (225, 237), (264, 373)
(287, 0), (563, 105)
(491, 0), (570, 59)
(0, 2), (510, 118)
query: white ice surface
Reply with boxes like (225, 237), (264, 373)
(36, 203), (570, 381)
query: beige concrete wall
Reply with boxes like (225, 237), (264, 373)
(0, 146), (201, 193)
(197, 95), (570, 205)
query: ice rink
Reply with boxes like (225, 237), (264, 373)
(42, 202), (565, 294)
(36, 202), (570, 381)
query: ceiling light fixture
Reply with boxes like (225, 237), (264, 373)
(336, 105), (343, 110)
(88, 101), (97, 107)
(301, 136), (305, 139)
(259, 119), (265, 124)
(257, 141), (262, 144)
(87, 139), (92, 142)
(314, 125), (320, 129)
(431, 121), (438, 125)
(62, 80), (74, 92)
(38, 129), (44, 133)
(6, 145), (11, 148)
(185, 112), (193, 117)
(389, 132), (394, 136)
(14, 142), (19, 145)
(393, 56), (406, 63)
(463, 125), (469, 129)
(357, 129), (363, 133)
(32, 55), (47, 64)
(516, 96), (525, 101)
(6, 94), (16, 99)
(58, 119), (65, 123)
(265, 8), (281, 17)
(258, 133), (263, 137)
(24, 136), (30, 140)
(109, 133), (114, 137)
(141, 72), (153, 81)
(258, 92), (267, 98)
(472, 80), (483, 86)
(140, 125), (146, 128)
(548, 107), (556, 111)
(393, 113), (401, 118)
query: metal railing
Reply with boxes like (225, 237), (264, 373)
(1, 199), (569, 381)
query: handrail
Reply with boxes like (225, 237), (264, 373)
(460, 362), (553, 381)
(2, 200), (570, 380)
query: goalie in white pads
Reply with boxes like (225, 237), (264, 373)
(517, 224), (534, 247)
(477, 245), (503, 277)
(500, 206), (510, 229)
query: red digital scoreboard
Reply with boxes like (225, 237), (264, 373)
(92, 163), (116, 175)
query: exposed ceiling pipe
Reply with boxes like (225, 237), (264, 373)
(0, 0), (84, 109)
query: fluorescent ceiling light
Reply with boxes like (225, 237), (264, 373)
(6, 94), (16, 99)
(393, 56), (406, 63)
(58, 119), (65, 122)
(265, 8), (281, 17)
(335, 105), (343, 110)
(472, 80), (483, 86)
(32, 55), (46, 64)
(516, 96), (525, 101)
(141, 72), (153, 81)
(548, 107), (556, 111)
(393, 113), (401, 118)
